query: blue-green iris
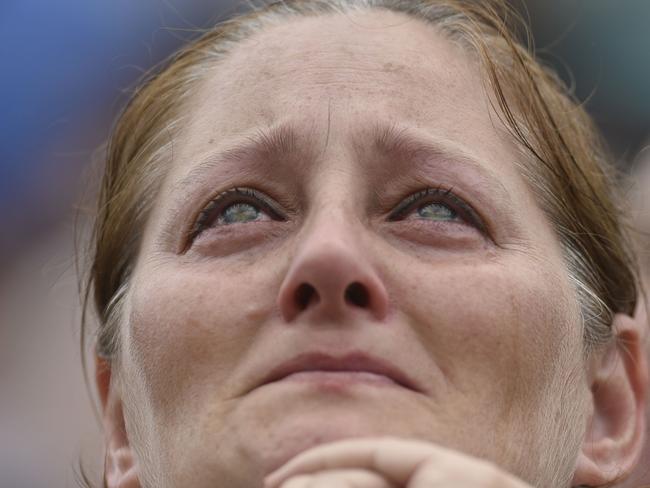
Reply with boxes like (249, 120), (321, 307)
(219, 203), (261, 224)
(417, 203), (457, 221)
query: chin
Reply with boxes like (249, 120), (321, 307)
(212, 389), (435, 481)
(254, 413), (400, 474)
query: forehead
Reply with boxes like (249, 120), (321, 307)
(175, 9), (508, 156)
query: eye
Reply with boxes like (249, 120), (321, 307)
(188, 187), (283, 242)
(218, 202), (265, 224)
(389, 187), (485, 231)
(414, 202), (458, 221)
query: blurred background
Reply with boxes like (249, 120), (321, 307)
(0, 0), (648, 486)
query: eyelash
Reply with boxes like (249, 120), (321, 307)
(388, 186), (485, 232)
(187, 186), (484, 244)
(187, 187), (282, 243)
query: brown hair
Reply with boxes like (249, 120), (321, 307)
(78, 0), (640, 485)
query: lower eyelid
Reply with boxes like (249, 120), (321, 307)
(188, 219), (294, 256)
(384, 220), (488, 252)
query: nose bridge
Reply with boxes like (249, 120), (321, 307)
(276, 170), (390, 324)
(299, 141), (366, 260)
(301, 198), (360, 252)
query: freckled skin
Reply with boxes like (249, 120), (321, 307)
(116, 10), (590, 488)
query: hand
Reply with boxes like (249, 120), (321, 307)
(263, 436), (533, 487)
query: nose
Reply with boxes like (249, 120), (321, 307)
(277, 220), (390, 323)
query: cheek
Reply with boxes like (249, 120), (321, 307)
(392, 253), (582, 410)
(124, 260), (274, 421)
(390, 252), (586, 480)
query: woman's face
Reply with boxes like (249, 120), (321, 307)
(115, 10), (590, 488)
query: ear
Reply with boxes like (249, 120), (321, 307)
(572, 306), (649, 486)
(95, 353), (142, 488)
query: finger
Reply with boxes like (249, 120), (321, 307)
(408, 457), (531, 488)
(265, 437), (533, 488)
(278, 468), (398, 488)
(265, 436), (447, 487)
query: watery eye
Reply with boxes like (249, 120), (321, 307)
(389, 187), (485, 232)
(188, 187), (281, 243)
(415, 202), (458, 221)
(217, 202), (267, 225)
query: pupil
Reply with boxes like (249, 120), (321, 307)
(222, 203), (260, 224)
(418, 203), (456, 221)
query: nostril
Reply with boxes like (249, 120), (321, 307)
(345, 282), (369, 308)
(295, 283), (318, 310)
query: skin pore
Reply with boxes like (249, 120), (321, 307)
(100, 10), (615, 488)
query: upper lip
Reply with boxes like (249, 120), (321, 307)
(260, 351), (423, 393)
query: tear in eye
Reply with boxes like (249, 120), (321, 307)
(416, 203), (458, 221)
(188, 187), (282, 245)
(218, 203), (265, 225)
(388, 186), (486, 233)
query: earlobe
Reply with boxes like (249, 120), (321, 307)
(572, 311), (648, 486)
(95, 354), (142, 488)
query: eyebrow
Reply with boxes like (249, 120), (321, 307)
(173, 123), (309, 196)
(173, 119), (511, 206)
(367, 120), (509, 191)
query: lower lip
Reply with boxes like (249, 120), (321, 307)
(274, 371), (403, 389)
